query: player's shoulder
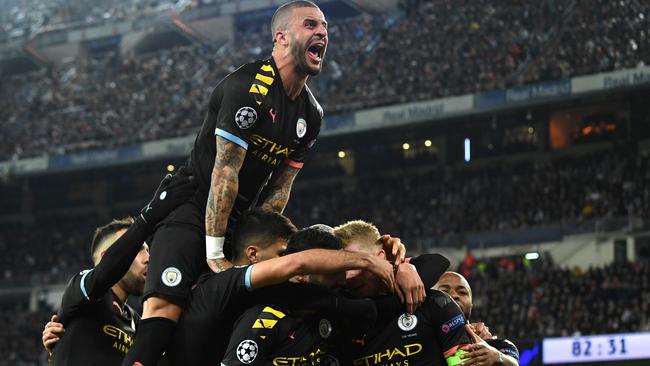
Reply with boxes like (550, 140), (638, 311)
(302, 84), (324, 120)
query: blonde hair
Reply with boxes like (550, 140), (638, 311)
(333, 220), (382, 253)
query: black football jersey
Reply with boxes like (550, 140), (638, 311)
(165, 267), (335, 365)
(51, 271), (139, 366)
(165, 57), (322, 230)
(340, 290), (471, 366)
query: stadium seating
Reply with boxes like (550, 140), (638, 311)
(1, 0), (649, 160)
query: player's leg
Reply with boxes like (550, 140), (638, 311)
(122, 222), (208, 365)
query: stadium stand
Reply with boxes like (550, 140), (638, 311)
(2, 0), (650, 364)
(464, 256), (650, 338)
(1, 0), (649, 160)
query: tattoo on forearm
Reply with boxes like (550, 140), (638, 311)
(206, 137), (246, 237)
(261, 166), (300, 213)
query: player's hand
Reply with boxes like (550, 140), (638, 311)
(460, 324), (503, 366)
(207, 258), (233, 273)
(469, 322), (495, 340)
(365, 254), (396, 293)
(42, 314), (65, 355)
(140, 167), (196, 227)
(394, 263), (425, 314)
(380, 234), (406, 267)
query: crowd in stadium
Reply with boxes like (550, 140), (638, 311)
(0, 148), (647, 286)
(2, 0), (649, 160)
(467, 256), (650, 339)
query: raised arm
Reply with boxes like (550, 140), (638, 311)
(248, 248), (395, 291)
(59, 172), (195, 321)
(205, 136), (246, 273)
(259, 164), (301, 213)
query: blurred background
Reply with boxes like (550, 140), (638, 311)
(0, 0), (649, 364)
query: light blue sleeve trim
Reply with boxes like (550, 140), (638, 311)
(215, 128), (248, 150)
(80, 269), (94, 300)
(245, 265), (254, 291)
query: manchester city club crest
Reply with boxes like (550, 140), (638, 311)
(296, 118), (307, 138)
(161, 267), (182, 287)
(397, 313), (418, 331)
(319, 318), (332, 338)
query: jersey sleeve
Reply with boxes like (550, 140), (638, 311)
(489, 338), (520, 363)
(213, 72), (262, 150)
(221, 305), (285, 366)
(420, 290), (472, 366)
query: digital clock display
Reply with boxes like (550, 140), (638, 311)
(543, 332), (650, 364)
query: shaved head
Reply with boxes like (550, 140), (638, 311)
(434, 271), (473, 319)
(271, 0), (319, 42)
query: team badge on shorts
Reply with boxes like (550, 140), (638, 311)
(296, 118), (307, 138)
(161, 267), (182, 287)
(235, 107), (257, 129)
(236, 339), (258, 364)
(319, 318), (332, 338)
(397, 313), (418, 331)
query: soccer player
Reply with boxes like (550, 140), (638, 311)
(433, 272), (520, 366)
(47, 172), (195, 366)
(221, 224), (364, 366)
(334, 220), (473, 366)
(162, 209), (396, 365)
(221, 224), (447, 366)
(125, 2), (331, 363)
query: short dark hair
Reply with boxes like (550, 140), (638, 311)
(271, 0), (319, 41)
(90, 217), (135, 264)
(232, 208), (298, 260)
(286, 224), (343, 255)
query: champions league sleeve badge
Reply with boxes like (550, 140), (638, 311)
(397, 313), (418, 331)
(235, 107), (258, 129)
(236, 339), (258, 364)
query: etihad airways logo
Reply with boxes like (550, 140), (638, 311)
(272, 346), (335, 365)
(103, 324), (134, 354)
(249, 134), (295, 166)
(353, 343), (422, 366)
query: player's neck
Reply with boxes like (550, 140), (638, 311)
(111, 284), (129, 304)
(272, 53), (308, 101)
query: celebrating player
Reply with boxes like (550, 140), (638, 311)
(333, 220), (473, 366)
(46, 172), (195, 365)
(124, 2), (330, 363)
(433, 272), (520, 366)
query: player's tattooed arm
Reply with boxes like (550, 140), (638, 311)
(206, 136), (246, 272)
(259, 164), (301, 213)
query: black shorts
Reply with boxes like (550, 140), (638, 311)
(143, 220), (210, 307)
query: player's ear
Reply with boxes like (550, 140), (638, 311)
(275, 30), (288, 46)
(246, 246), (260, 263)
(377, 249), (387, 260)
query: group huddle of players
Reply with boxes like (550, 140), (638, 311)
(40, 2), (520, 365)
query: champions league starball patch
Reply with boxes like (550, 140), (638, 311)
(236, 339), (258, 364)
(235, 107), (258, 129)
(161, 267), (182, 287)
(397, 313), (418, 331)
